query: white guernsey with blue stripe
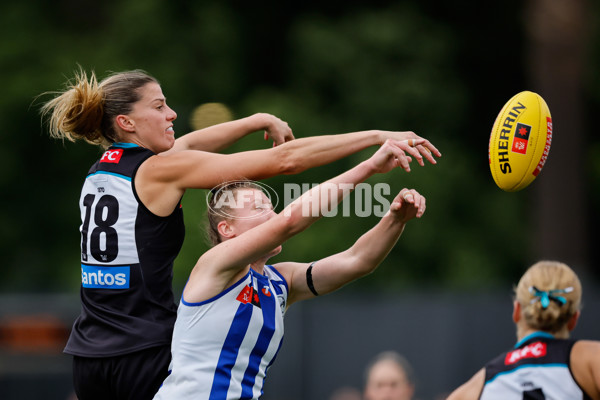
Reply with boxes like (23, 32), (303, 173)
(154, 265), (288, 400)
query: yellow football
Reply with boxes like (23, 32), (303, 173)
(488, 91), (553, 192)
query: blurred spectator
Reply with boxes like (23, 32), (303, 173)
(329, 385), (362, 400)
(363, 351), (415, 400)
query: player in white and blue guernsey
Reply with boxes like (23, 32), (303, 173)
(159, 266), (288, 399)
(154, 140), (430, 400)
(447, 261), (600, 400)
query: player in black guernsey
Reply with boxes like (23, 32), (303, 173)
(41, 68), (440, 400)
(69, 143), (183, 357)
(447, 261), (600, 400)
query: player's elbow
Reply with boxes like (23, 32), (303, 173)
(357, 263), (378, 278)
(345, 254), (379, 279)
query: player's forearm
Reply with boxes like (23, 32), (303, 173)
(303, 215), (406, 297)
(276, 130), (385, 174)
(283, 159), (378, 233)
(174, 113), (273, 153)
(345, 215), (406, 275)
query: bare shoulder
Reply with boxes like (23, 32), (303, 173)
(572, 339), (600, 366)
(571, 340), (600, 400)
(135, 152), (199, 215)
(136, 151), (187, 182)
(270, 262), (303, 283)
(136, 150), (220, 191)
(271, 261), (314, 304)
(141, 150), (211, 178)
(573, 339), (600, 351)
(446, 368), (485, 400)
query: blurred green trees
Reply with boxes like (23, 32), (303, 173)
(0, 0), (596, 293)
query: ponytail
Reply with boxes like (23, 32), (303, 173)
(41, 68), (106, 146)
(41, 67), (158, 148)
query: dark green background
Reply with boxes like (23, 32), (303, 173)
(1, 0), (598, 295)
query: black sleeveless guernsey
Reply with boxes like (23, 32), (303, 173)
(64, 142), (185, 357)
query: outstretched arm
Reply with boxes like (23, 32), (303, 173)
(183, 140), (414, 302)
(137, 131), (440, 216)
(168, 113), (294, 153)
(277, 187), (426, 306)
(273, 130), (440, 174)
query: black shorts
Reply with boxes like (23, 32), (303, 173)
(72, 345), (171, 400)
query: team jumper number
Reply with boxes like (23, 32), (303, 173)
(81, 193), (119, 263)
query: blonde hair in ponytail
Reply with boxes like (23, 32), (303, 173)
(41, 68), (106, 146)
(514, 260), (582, 336)
(41, 67), (158, 148)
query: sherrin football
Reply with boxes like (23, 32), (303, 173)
(488, 91), (553, 192)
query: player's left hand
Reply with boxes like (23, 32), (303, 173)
(369, 138), (435, 173)
(382, 131), (442, 165)
(389, 188), (426, 221)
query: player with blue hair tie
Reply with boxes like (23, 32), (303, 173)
(448, 260), (600, 400)
(529, 285), (573, 309)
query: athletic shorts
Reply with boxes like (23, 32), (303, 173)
(72, 345), (171, 400)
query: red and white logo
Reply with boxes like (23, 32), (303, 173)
(505, 341), (547, 365)
(533, 117), (553, 176)
(236, 285), (261, 308)
(100, 149), (123, 164)
(262, 286), (272, 297)
(236, 285), (252, 304)
(511, 123), (531, 155)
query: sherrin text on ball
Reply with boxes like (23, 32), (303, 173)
(488, 91), (552, 192)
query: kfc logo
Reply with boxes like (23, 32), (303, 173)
(100, 149), (123, 164)
(505, 341), (547, 365)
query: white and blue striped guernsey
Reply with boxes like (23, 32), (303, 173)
(154, 265), (288, 400)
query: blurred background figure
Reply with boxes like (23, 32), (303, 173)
(328, 386), (362, 400)
(363, 351), (416, 400)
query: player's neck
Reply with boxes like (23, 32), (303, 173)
(516, 326), (570, 343)
(250, 260), (267, 275)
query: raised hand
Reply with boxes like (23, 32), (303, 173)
(388, 188), (426, 222)
(368, 138), (432, 173)
(380, 131), (442, 165)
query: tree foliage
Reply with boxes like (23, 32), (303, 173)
(0, 0), (595, 293)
